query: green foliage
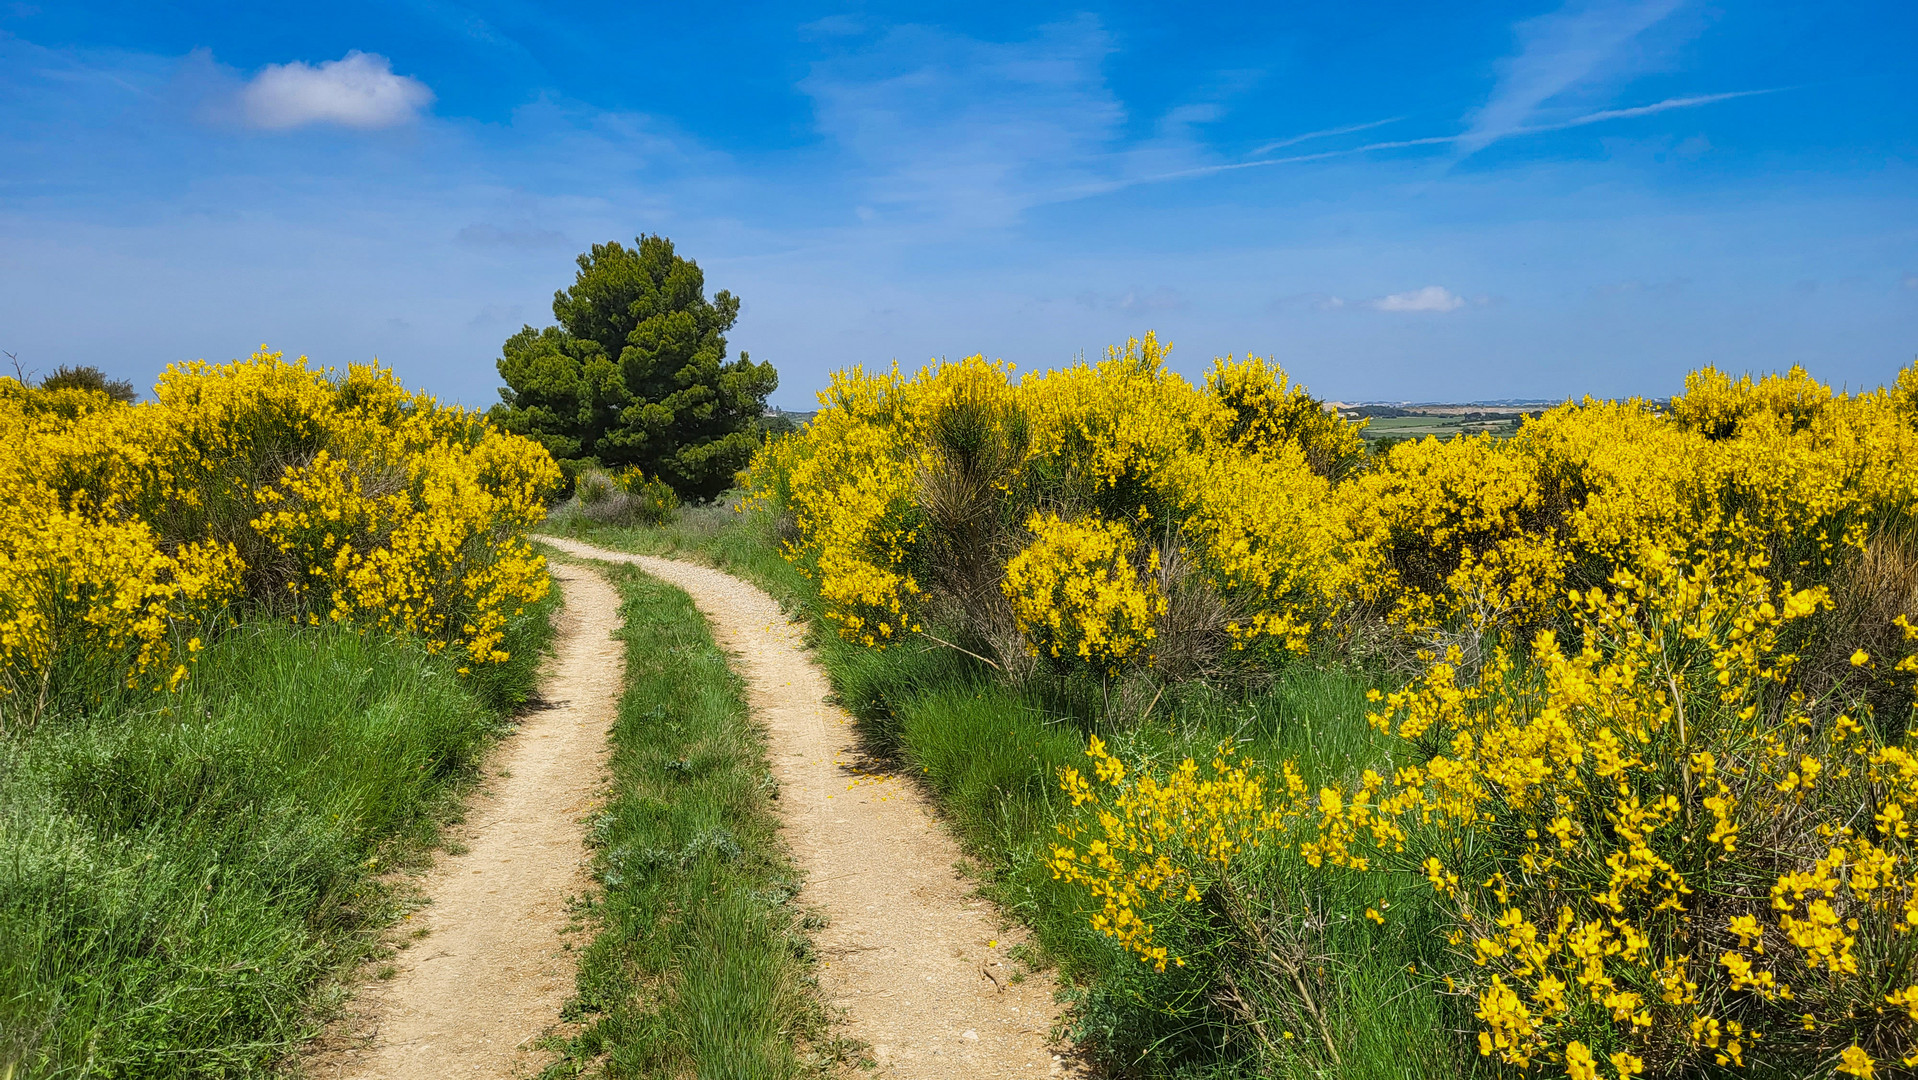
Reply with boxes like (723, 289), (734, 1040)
(612, 468), (681, 524)
(0, 601), (551, 1079)
(545, 562), (828, 1079)
(492, 236), (779, 502)
(37, 365), (137, 404)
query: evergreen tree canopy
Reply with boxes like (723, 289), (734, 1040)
(40, 365), (137, 403)
(492, 235), (777, 501)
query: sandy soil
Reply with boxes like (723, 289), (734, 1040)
(539, 536), (1087, 1080)
(303, 560), (624, 1079)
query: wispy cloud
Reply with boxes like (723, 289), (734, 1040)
(1530, 89), (1776, 130)
(1459, 0), (1686, 156)
(1371, 285), (1465, 312)
(1250, 117), (1402, 156)
(239, 51), (433, 130)
(1135, 88), (1768, 187)
(796, 8), (1754, 224)
(800, 16), (1122, 228)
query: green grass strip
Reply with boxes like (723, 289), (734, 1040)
(547, 562), (828, 1080)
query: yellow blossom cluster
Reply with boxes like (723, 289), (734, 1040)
(769, 363), (925, 647)
(1345, 366), (1918, 676)
(752, 335), (1350, 666)
(1056, 548), (1918, 1075)
(0, 348), (558, 724)
(1369, 551), (1918, 1076)
(1205, 354), (1368, 479)
(1002, 514), (1164, 669)
(1048, 735), (1301, 971)
(1344, 430), (1574, 635)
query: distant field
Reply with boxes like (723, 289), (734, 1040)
(1354, 412), (1521, 439)
(769, 404), (1550, 441)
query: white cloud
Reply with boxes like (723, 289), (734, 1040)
(1371, 286), (1466, 312)
(1460, 0), (1685, 156)
(240, 51), (433, 130)
(797, 18), (1287, 223)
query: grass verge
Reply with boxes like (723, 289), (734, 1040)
(553, 505), (1487, 1079)
(0, 596), (553, 1079)
(542, 560), (835, 1079)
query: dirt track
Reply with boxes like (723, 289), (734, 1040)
(540, 536), (1084, 1079)
(306, 560), (623, 1078)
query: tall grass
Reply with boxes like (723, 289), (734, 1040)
(557, 506), (1487, 1078)
(544, 562), (832, 1079)
(0, 606), (551, 1079)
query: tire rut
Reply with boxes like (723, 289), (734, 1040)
(304, 561), (623, 1079)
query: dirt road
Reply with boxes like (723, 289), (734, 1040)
(539, 536), (1082, 1079)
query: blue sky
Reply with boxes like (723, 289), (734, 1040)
(1, 1), (1913, 408)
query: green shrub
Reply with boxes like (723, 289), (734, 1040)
(565, 468), (682, 528)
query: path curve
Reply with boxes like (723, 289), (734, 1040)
(309, 560), (624, 1079)
(539, 536), (1085, 1080)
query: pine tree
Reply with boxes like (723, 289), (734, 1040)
(492, 235), (777, 500)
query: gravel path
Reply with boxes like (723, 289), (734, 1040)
(306, 560), (623, 1078)
(539, 535), (1085, 1080)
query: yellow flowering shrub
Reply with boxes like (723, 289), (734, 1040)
(1205, 354), (1367, 479)
(1049, 735), (1297, 971)
(1056, 547), (1918, 1074)
(1018, 334), (1226, 514)
(0, 484), (239, 721)
(0, 382), (240, 726)
(752, 334), (1360, 666)
(1343, 432), (1568, 635)
(1515, 398), (1705, 570)
(1341, 372), (1918, 679)
(776, 366), (924, 646)
(1671, 364), (1834, 441)
(1156, 438), (1343, 653)
(763, 340), (1918, 685)
(1360, 552), (1918, 1075)
(1002, 514), (1163, 671)
(613, 468), (681, 521)
(0, 348), (559, 723)
(744, 342), (1918, 1077)
(762, 341), (1918, 1074)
